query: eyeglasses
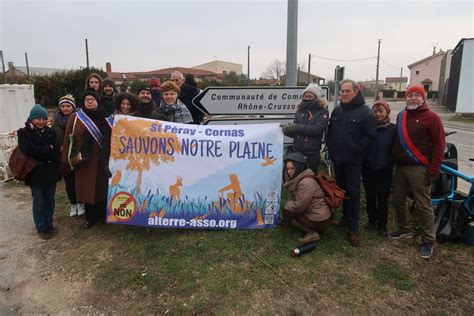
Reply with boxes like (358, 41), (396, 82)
(84, 97), (96, 102)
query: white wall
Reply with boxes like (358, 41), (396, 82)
(0, 84), (35, 133)
(456, 40), (474, 114)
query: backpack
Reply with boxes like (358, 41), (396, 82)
(434, 199), (469, 242)
(302, 173), (345, 209)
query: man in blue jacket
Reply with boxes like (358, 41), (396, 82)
(327, 79), (377, 246)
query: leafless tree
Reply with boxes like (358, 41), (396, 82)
(261, 59), (286, 80)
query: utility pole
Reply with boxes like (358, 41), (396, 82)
(334, 65), (340, 108)
(24, 52), (30, 78)
(374, 39), (381, 100)
(85, 38), (90, 69)
(285, 0), (298, 86)
(0, 50), (6, 83)
(247, 45), (250, 86)
(399, 67), (403, 92)
(307, 53), (311, 84)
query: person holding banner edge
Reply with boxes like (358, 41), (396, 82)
(282, 83), (329, 174)
(390, 84), (445, 259)
(62, 89), (111, 229)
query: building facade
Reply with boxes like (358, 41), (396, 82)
(407, 51), (445, 91)
(192, 60), (242, 75)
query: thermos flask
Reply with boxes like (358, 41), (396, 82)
(291, 241), (317, 256)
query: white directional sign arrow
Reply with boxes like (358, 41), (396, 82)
(193, 86), (329, 116)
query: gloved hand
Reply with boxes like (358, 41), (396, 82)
(282, 123), (297, 136)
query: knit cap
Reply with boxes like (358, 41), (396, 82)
(102, 78), (116, 91)
(83, 88), (100, 104)
(303, 83), (323, 99)
(136, 85), (152, 95)
(372, 99), (391, 114)
(28, 104), (48, 121)
(59, 94), (76, 108)
(405, 84), (426, 100)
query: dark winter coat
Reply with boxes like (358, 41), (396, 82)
(179, 83), (202, 124)
(18, 124), (61, 186)
(364, 123), (395, 171)
(99, 94), (115, 116)
(290, 101), (329, 156)
(327, 93), (377, 165)
(62, 111), (110, 204)
(52, 109), (73, 151)
(392, 103), (445, 177)
(134, 101), (161, 120)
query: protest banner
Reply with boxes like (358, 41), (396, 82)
(106, 115), (283, 229)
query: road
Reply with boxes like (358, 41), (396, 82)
(384, 100), (473, 194)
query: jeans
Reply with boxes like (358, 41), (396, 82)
(334, 163), (362, 232)
(30, 183), (57, 233)
(362, 167), (393, 229)
(63, 171), (77, 204)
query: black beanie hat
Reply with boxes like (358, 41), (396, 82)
(136, 85), (152, 95)
(83, 88), (100, 104)
(102, 78), (116, 92)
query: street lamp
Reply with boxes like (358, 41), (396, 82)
(307, 53), (315, 84)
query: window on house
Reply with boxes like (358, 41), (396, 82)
(122, 74), (127, 79)
(416, 71), (420, 75)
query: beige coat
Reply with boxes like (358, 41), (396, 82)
(284, 168), (331, 222)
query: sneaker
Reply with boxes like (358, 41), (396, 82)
(349, 232), (361, 247)
(389, 229), (413, 239)
(38, 231), (52, 240)
(76, 203), (85, 216)
(297, 231), (320, 243)
(420, 243), (434, 259)
(69, 204), (78, 217)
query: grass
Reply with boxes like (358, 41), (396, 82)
(450, 114), (474, 124)
(8, 179), (474, 314)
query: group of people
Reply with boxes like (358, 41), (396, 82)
(282, 80), (445, 259)
(17, 73), (445, 259)
(18, 71), (202, 239)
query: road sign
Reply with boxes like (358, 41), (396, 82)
(203, 116), (294, 144)
(193, 86), (329, 116)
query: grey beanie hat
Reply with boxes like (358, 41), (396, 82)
(303, 83), (322, 98)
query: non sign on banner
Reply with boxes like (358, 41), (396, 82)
(106, 115), (284, 229)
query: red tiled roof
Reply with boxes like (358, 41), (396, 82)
(407, 51), (445, 69)
(106, 67), (219, 81)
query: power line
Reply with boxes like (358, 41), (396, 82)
(380, 57), (401, 70)
(310, 54), (376, 62)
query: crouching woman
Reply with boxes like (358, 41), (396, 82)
(282, 152), (332, 243)
(18, 104), (61, 239)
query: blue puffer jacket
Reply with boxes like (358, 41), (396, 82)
(327, 93), (377, 165)
(364, 123), (395, 171)
(290, 101), (329, 156)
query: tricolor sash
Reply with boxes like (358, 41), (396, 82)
(397, 109), (430, 167)
(106, 114), (114, 129)
(76, 109), (104, 148)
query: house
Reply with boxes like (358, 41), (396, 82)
(357, 80), (387, 92)
(445, 38), (473, 113)
(407, 51), (446, 91)
(192, 60), (243, 75)
(438, 49), (453, 106)
(385, 77), (408, 91)
(105, 62), (221, 90)
(5, 62), (67, 80)
(280, 70), (325, 85)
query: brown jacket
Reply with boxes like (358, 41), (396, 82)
(62, 113), (108, 204)
(284, 169), (331, 222)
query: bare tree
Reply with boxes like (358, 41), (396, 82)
(261, 59), (286, 80)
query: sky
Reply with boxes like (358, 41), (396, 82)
(1, 0), (473, 82)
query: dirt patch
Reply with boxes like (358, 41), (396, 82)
(0, 182), (108, 314)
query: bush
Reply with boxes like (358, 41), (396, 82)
(30, 67), (106, 108)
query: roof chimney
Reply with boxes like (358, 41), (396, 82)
(106, 62), (112, 72)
